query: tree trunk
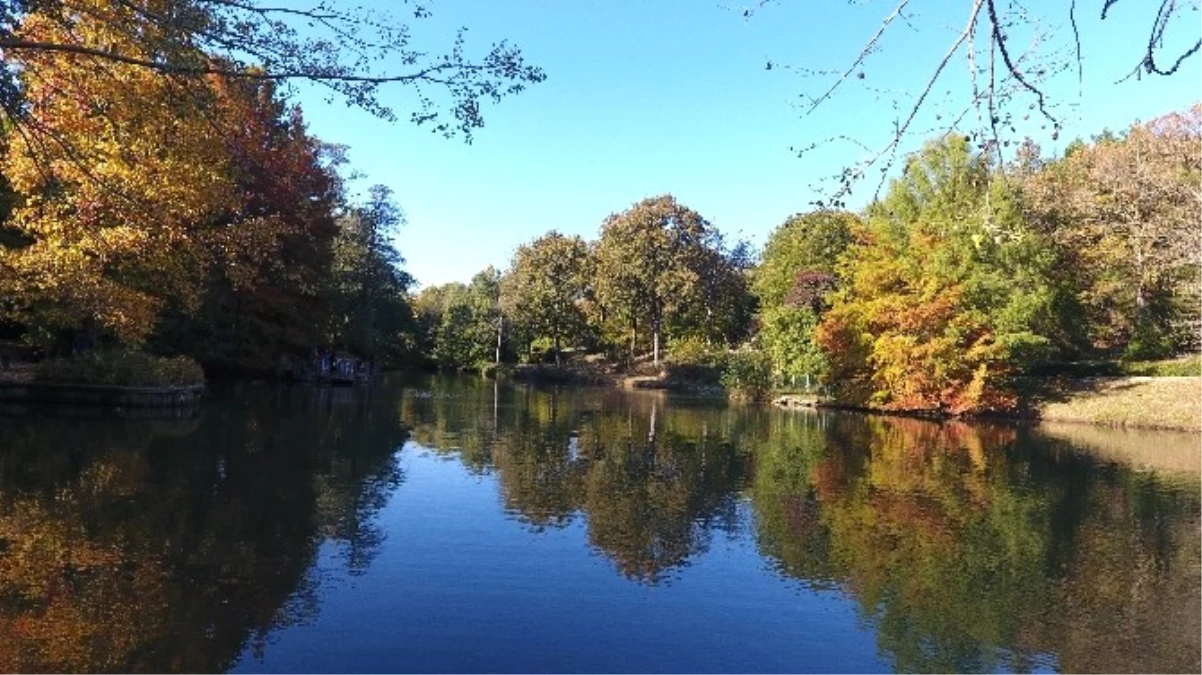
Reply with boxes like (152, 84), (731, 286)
(554, 333), (561, 366)
(648, 399), (657, 443)
(629, 318), (637, 361)
(652, 312), (661, 365)
(495, 315), (503, 365)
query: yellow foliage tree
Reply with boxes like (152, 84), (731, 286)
(0, 1), (270, 345)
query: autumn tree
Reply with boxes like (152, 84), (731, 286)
(154, 79), (343, 372)
(0, 7), (245, 346)
(1021, 106), (1202, 357)
(0, 0), (544, 144)
(594, 195), (720, 364)
(815, 137), (1073, 414)
(499, 232), (592, 364)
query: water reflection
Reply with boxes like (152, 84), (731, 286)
(401, 377), (1200, 672)
(0, 384), (409, 672)
(0, 376), (1197, 673)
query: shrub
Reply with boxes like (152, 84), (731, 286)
(34, 351), (205, 387)
(668, 335), (720, 366)
(720, 349), (772, 401)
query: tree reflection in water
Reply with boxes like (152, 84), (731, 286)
(0, 383), (410, 672)
(0, 375), (1197, 673)
(406, 377), (1200, 673)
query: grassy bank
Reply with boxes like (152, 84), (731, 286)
(1013, 376), (1202, 432)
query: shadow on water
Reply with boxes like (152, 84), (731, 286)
(0, 374), (1197, 673)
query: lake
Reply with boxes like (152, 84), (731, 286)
(0, 375), (1198, 673)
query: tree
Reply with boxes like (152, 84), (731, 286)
(1021, 106), (1202, 357)
(153, 79), (343, 372)
(752, 210), (855, 391)
(815, 136), (1071, 414)
(754, 211), (856, 311)
(500, 232), (592, 364)
(0, 0), (544, 143)
(326, 186), (418, 364)
(416, 270), (500, 371)
(759, 304), (827, 390)
(0, 9), (246, 346)
(675, 235), (755, 347)
(594, 195), (719, 364)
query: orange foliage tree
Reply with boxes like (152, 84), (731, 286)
(0, 1), (330, 350)
(815, 137), (1072, 414)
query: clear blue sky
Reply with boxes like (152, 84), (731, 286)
(291, 0), (1200, 289)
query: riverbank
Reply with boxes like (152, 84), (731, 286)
(1011, 375), (1202, 432)
(0, 353), (207, 408)
(493, 357), (1202, 431)
(770, 376), (1202, 432)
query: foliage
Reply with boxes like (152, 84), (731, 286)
(720, 348), (772, 401)
(1021, 106), (1202, 358)
(33, 351), (204, 386)
(152, 80), (343, 373)
(416, 269), (503, 371)
(1119, 354), (1202, 378)
(0, 0), (544, 142)
(499, 232), (592, 363)
(324, 186), (418, 364)
(594, 195), (734, 363)
(759, 305), (826, 391)
(667, 335), (723, 367)
(0, 8), (242, 345)
(816, 137), (1071, 414)
(754, 210), (857, 311)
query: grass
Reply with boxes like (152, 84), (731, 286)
(1018, 375), (1202, 432)
(1118, 353), (1202, 377)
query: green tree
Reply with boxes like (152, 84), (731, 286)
(326, 186), (418, 365)
(673, 235), (755, 347)
(753, 211), (857, 311)
(500, 232), (592, 364)
(759, 305), (826, 390)
(416, 269), (502, 370)
(594, 195), (719, 364)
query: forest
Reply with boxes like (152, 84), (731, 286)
(0, 0), (1198, 415)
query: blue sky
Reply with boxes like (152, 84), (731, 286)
(291, 0), (1200, 289)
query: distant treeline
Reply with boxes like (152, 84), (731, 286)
(421, 106), (1200, 412)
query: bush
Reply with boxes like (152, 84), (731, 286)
(720, 349), (772, 401)
(668, 335), (721, 366)
(35, 351), (205, 387)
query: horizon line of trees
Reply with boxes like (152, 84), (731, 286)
(419, 104), (1200, 414)
(413, 194), (755, 372)
(0, 0), (1195, 415)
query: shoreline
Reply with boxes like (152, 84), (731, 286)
(773, 375), (1202, 433)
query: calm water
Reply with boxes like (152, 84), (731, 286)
(0, 375), (1198, 673)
